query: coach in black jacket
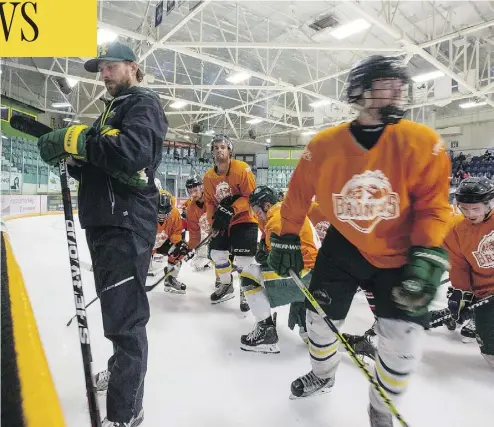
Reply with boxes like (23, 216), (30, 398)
(37, 42), (167, 426)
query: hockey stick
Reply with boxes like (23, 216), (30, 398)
(288, 269), (409, 427)
(10, 115), (102, 426)
(145, 232), (213, 292)
(429, 294), (494, 328)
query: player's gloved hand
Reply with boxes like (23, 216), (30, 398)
(168, 240), (190, 265)
(255, 239), (269, 266)
(212, 204), (234, 232)
(38, 125), (89, 166)
(448, 288), (474, 323)
(267, 233), (304, 277)
(156, 238), (173, 256)
(392, 246), (450, 316)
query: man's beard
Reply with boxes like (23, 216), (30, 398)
(106, 79), (132, 97)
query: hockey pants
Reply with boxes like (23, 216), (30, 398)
(86, 227), (152, 422)
(305, 226), (428, 414)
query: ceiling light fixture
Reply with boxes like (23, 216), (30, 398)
(309, 99), (331, 108)
(459, 101), (487, 109)
(226, 71), (250, 84)
(411, 70), (445, 83)
(51, 102), (72, 108)
(246, 118), (262, 124)
(170, 100), (188, 109)
(97, 29), (118, 45)
(330, 19), (371, 40)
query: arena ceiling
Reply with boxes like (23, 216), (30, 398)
(2, 0), (494, 147)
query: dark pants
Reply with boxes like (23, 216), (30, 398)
(86, 227), (152, 422)
(209, 222), (258, 257)
(307, 226), (429, 328)
(475, 298), (494, 356)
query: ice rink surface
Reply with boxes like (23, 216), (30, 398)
(6, 214), (494, 427)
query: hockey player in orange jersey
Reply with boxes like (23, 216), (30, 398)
(239, 186), (317, 353)
(432, 178), (494, 369)
(185, 175), (212, 272)
(202, 134), (257, 311)
(153, 191), (191, 294)
(267, 56), (452, 424)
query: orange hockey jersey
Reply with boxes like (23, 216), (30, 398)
(186, 200), (210, 249)
(308, 201), (330, 241)
(203, 159), (257, 227)
(443, 213), (494, 297)
(262, 203), (318, 270)
(280, 120), (452, 268)
(153, 207), (183, 252)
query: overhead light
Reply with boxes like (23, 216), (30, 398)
(204, 129), (215, 135)
(246, 118), (262, 124)
(63, 118), (80, 123)
(302, 130), (317, 136)
(330, 19), (371, 40)
(226, 71), (250, 84)
(412, 70), (445, 83)
(459, 101), (487, 109)
(1, 135), (8, 139)
(266, 138), (271, 143)
(170, 100), (188, 109)
(184, 135), (190, 139)
(309, 99), (331, 108)
(97, 29), (117, 45)
(51, 102), (72, 108)
(66, 78), (78, 88)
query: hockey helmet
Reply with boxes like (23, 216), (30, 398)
(185, 175), (203, 189)
(249, 186), (278, 209)
(158, 191), (172, 223)
(346, 55), (410, 125)
(455, 177), (494, 204)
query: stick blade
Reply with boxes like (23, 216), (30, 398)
(9, 116), (53, 138)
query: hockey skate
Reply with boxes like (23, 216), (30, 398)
(239, 290), (250, 312)
(240, 317), (279, 354)
(290, 370), (335, 399)
(95, 369), (110, 393)
(210, 280), (234, 304)
(428, 308), (456, 331)
(342, 331), (377, 363)
(368, 404), (393, 427)
(164, 275), (186, 294)
(102, 408), (144, 427)
(460, 317), (476, 343)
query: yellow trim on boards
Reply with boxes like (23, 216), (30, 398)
(4, 211), (79, 221)
(3, 232), (66, 426)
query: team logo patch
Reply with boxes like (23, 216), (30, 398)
(314, 220), (330, 240)
(301, 146), (312, 161)
(472, 230), (494, 268)
(154, 230), (169, 250)
(214, 181), (232, 203)
(332, 170), (400, 234)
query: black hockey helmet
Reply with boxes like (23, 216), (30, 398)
(249, 186), (278, 209)
(455, 177), (494, 204)
(346, 55), (410, 124)
(158, 191), (172, 223)
(186, 175), (202, 189)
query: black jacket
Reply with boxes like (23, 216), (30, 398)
(68, 86), (167, 245)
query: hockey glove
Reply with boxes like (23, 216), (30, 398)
(267, 233), (304, 277)
(38, 125), (89, 166)
(168, 240), (190, 265)
(212, 204), (234, 232)
(448, 288), (474, 323)
(392, 246), (450, 317)
(255, 239), (269, 266)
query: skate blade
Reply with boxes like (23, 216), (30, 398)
(164, 287), (186, 295)
(240, 343), (280, 354)
(211, 293), (235, 304)
(461, 336), (476, 343)
(289, 386), (333, 400)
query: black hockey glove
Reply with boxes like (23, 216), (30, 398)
(156, 238), (173, 256)
(448, 287), (474, 323)
(212, 204), (234, 232)
(267, 233), (304, 277)
(392, 246), (450, 317)
(255, 239), (269, 266)
(168, 240), (190, 265)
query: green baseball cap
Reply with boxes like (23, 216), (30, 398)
(84, 41), (137, 73)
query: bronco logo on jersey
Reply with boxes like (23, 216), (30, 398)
(314, 220), (330, 240)
(472, 230), (494, 268)
(154, 230), (169, 250)
(198, 212), (211, 234)
(214, 181), (232, 203)
(332, 170), (400, 233)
